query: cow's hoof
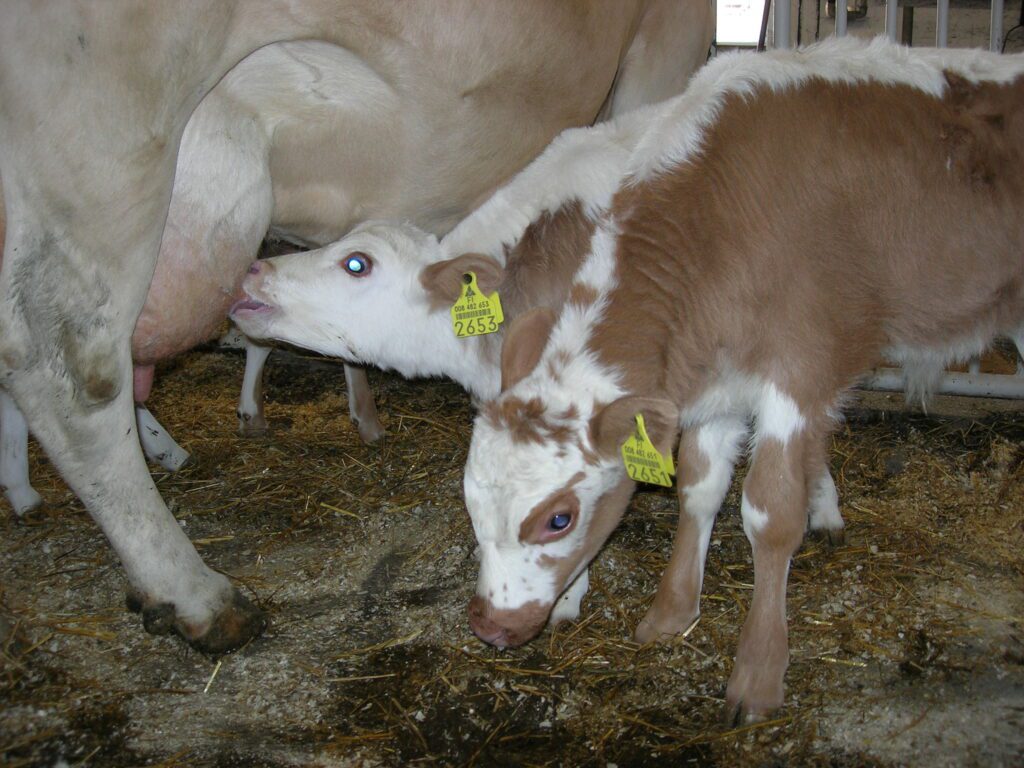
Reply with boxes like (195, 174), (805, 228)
(237, 412), (269, 437)
(127, 588), (267, 654)
(126, 590), (176, 636)
(186, 590), (267, 655)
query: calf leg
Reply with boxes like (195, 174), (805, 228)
(344, 364), (385, 444)
(725, 429), (813, 724)
(550, 568), (590, 625)
(0, 389), (42, 515)
(635, 418), (748, 643)
(1012, 327), (1024, 375)
(806, 450), (844, 545)
(237, 338), (272, 436)
(136, 405), (190, 472)
(133, 364), (189, 472)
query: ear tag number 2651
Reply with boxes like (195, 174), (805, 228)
(621, 414), (675, 487)
(451, 271), (504, 338)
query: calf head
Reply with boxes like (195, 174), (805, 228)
(463, 309), (679, 647)
(230, 221), (505, 376)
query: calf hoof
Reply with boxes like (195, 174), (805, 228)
(127, 588), (267, 654)
(237, 411), (269, 437)
(722, 698), (775, 727)
(723, 663), (785, 726)
(0, 614), (30, 656)
(354, 417), (385, 445)
(808, 525), (846, 547)
(634, 608), (698, 645)
(4, 486), (44, 518)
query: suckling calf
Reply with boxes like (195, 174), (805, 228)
(459, 37), (1024, 724)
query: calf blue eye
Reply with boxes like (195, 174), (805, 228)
(342, 252), (371, 276)
(549, 513), (572, 531)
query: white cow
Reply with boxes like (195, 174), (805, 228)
(0, 0), (713, 652)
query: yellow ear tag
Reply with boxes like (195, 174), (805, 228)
(621, 414), (675, 487)
(451, 271), (504, 338)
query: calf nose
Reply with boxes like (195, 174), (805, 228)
(468, 595), (510, 648)
(247, 261), (262, 275)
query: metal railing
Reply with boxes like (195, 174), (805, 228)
(776, 0), (1006, 49)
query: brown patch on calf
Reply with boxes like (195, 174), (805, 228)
(568, 282), (599, 308)
(500, 307), (558, 391)
(591, 395), (679, 458)
(518, 477), (583, 544)
(419, 253), (505, 311)
(539, 474), (637, 593)
(941, 71), (1024, 190)
(585, 74), (1024, 411)
(484, 395), (577, 447)
(499, 201), (598, 318)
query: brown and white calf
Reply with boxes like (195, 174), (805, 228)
(459, 37), (1024, 724)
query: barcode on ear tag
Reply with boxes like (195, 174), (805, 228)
(451, 271), (504, 338)
(621, 413), (675, 487)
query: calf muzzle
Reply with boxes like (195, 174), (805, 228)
(467, 594), (549, 648)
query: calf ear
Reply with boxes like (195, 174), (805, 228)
(419, 253), (506, 305)
(500, 307), (557, 391)
(592, 396), (680, 458)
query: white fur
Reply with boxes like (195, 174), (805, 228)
(684, 418), (749, 574)
(740, 492), (770, 539)
(550, 568), (590, 624)
(808, 469), (843, 533)
(135, 405), (190, 472)
(441, 113), (653, 263)
(756, 384), (806, 443)
(0, 389), (43, 516)
(885, 333), (1001, 405)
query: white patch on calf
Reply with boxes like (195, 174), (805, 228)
(755, 384), (806, 443)
(741, 491), (770, 540)
(476, 540), (556, 610)
(808, 470), (843, 532)
(682, 418), (749, 574)
(441, 112), (652, 262)
(550, 568), (590, 624)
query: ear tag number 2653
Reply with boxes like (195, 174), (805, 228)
(451, 271), (504, 338)
(621, 414), (675, 487)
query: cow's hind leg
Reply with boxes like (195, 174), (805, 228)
(0, 389), (42, 516)
(635, 417), (748, 643)
(806, 449), (845, 546)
